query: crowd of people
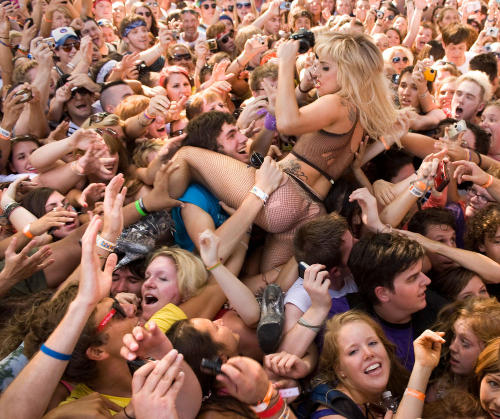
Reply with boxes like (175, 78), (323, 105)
(0, 0), (499, 416)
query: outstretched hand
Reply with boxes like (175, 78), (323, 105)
(77, 215), (117, 307)
(199, 229), (220, 268)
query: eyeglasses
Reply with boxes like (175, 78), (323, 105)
(236, 2), (251, 8)
(171, 53), (192, 61)
(202, 3), (217, 9)
(60, 41), (80, 52)
(90, 112), (112, 124)
(392, 56), (409, 63)
(219, 29), (234, 44)
(137, 11), (152, 17)
(97, 298), (127, 332)
(467, 188), (494, 204)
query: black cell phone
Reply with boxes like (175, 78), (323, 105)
(250, 152), (264, 169)
(298, 261), (309, 279)
(127, 358), (147, 375)
(25, 18), (33, 27)
(200, 357), (223, 376)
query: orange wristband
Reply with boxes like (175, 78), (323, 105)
(405, 388), (425, 401)
(482, 174), (494, 189)
(23, 224), (34, 239)
(380, 136), (390, 150)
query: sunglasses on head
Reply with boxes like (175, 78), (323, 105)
(219, 29), (234, 43)
(97, 298), (127, 332)
(172, 53), (192, 61)
(236, 2), (251, 8)
(392, 56), (408, 63)
(202, 3), (217, 9)
(137, 10), (152, 17)
(90, 112), (112, 124)
(180, 8), (198, 15)
(95, 127), (119, 138)
(60, 41), (80, 52)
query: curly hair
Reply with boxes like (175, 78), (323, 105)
(465, 203), (500, 253)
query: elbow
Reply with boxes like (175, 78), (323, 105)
(276, 119), (295, 136)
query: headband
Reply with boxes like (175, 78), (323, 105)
(122, 20), (146, 37)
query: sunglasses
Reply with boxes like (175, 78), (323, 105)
(236, 2), (251, 8)
(146, 1), (158, 6)
(90, 112), (112, 124)
(219, 29), (234, 43)
(70, 87), (92, 97)
(97, 298), (127, 332)
(95, 127), (119, 138)
(137, 11), (152, 17)
(60, 41), (80, 52)
(202, 3), (217, 9)
(392, 56), (409, 63)
(171, 53), (192, 61)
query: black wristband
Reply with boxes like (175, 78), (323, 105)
(474, 150), (482, 168)
(139, 197), (150, 215)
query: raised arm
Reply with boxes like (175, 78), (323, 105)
(0, 215), (117, 419)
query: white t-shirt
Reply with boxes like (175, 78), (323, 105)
(442, 50), (476, 74)
(178, 31), (206, 49)
(284, 274), (358, 313)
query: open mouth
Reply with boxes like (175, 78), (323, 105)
(364, 363), (381, 374)
(454, 106), (463, 117)
(488, 410), (500, 419)
(143, 295), (158, 305)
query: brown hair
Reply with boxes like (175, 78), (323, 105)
(434, 268), (485, 301)
(466, 203), (500, 253)
(441, 24), (469, 46)
(475, 337), (500, 385)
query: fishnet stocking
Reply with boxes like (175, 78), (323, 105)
(170, 147), (325, 269)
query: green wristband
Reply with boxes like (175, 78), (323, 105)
(135, 199), (147, 217)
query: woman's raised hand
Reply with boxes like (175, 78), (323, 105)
(452, 160), (491, 185)
(77, 215), (117, 307)
(254, 156), (283, 196)
(413, 329), (445, 370)
(121, 321), (174, 361)
(199, 229), (220, 268)
(102, 174), (127, 239)
(277, 39), (300, 62)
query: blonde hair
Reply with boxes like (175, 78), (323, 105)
(147, 247), (208, 301)
(456, 70), (493, 104)
(315, 31), (398, 139)
(114, 95), (150, 120)
(382, 45), (414, 67)
(234, 0), (258, 27)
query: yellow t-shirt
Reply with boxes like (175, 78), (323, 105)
(59, 383), (130, 415)
(149, 303), (187, 333)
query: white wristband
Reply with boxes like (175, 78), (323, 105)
(249, 185), (269, 204)
(0, 126), (11, 139)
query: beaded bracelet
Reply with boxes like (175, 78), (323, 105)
(96, 234), (116, 252)
(3, 202), (21, 219)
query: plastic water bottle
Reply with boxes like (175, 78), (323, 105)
(382, 390), (398, 413)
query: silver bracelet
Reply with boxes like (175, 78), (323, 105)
(297, 317), (323, 333)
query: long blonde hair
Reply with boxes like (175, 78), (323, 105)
(314, 31), (398, 139)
